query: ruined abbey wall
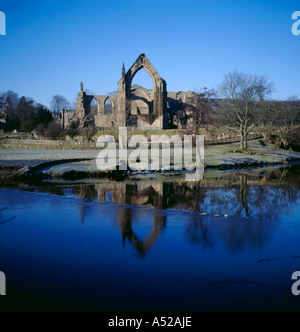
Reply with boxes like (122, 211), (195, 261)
(71, 54), (197, 130)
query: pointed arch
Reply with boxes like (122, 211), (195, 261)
(90, 97), (99, 115)
(131, 66), (157, 90)
(123, 54), (167, 120)
(125, 54), (161, 92)
(118, 207), (166, 256)
(104, 96), (113, 114)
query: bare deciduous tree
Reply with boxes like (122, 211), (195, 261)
(50, 95), (70, 114)
(191, 88), (218, 128)
(218, 70), (274, 150)
(80, 126), (98, 142)
(274, 99), (300, 147)
(67, 120), (80, 139)
(78, 114), (94, 128)
(261, 98), (300, 149)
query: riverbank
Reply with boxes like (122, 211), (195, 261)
(1, 140), (300, 183)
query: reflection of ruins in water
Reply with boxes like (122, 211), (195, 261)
(94, 182), (203, 211)
(72, 166), (300, 217)
(66, 166), (300, 255)
(96, 182), (170, 256)
(117, 207), (167, 257)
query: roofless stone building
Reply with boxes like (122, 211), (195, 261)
(71, 54), (197, 130)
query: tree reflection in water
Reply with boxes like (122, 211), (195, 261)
(184, 166), (300, 253)
(25, 165), (300, 255)
(201, 167), (299, 220)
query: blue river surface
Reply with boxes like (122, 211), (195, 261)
(0, 165), (300, 312)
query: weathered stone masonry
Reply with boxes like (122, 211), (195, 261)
(72, 54), (196, 130)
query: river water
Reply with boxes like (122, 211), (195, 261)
(0, 165), (300, 312)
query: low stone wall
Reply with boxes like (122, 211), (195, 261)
(3, 139), (97, 150)
(2, 133), (265, 150)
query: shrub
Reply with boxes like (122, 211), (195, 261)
(282, 126), (300, 152)
(45, 121), (64, 140)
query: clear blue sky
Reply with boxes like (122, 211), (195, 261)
(0, 0), (299, 108)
